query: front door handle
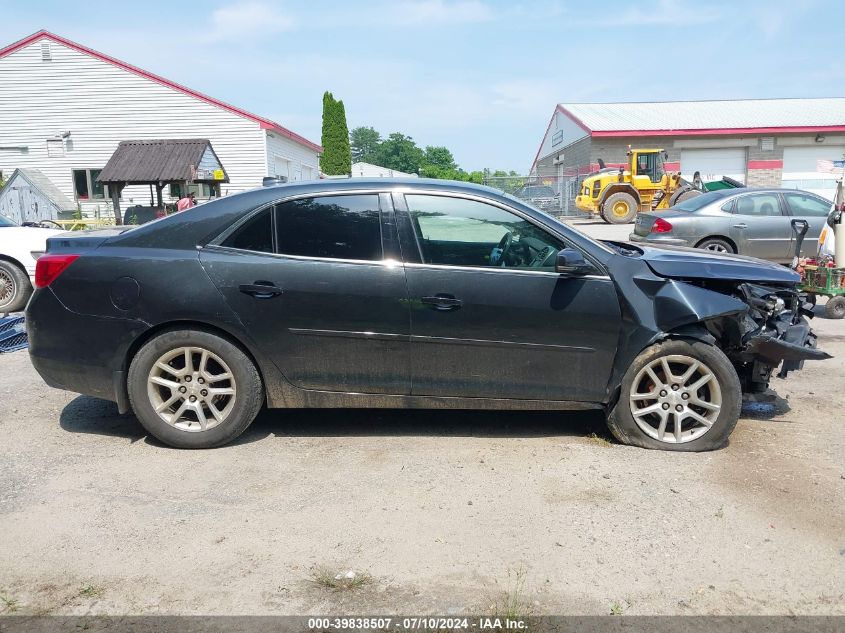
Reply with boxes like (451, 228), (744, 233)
(239, 282), (282, 298)
(421, 295), (462, 311)
(732, 223), (748, 229)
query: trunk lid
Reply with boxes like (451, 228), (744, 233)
(45, 227), (131, 253)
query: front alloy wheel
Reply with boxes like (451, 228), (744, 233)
(606, 339), (741, 451)
(629, 355), (722, 443)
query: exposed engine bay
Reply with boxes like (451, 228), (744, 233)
(680, 280), (830, 393)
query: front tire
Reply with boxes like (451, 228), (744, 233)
(127, 329), (264, 448)
(602, 192), (638, 224)
(607, 340), (741, 451)
(0, 260), (32, 313)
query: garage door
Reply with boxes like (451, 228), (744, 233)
(680, 148), (746, 184)
(782, 146), (844, 199)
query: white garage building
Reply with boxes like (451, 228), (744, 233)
(531, 98), (845, 205)
(0, 30), (321, 218)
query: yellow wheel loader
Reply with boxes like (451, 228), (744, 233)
(574, 148), (740, 224)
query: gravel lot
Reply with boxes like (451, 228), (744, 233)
(1, 220), (843, 616)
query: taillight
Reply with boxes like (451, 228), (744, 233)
(651, 218), (673, 234)
(35, 254), (79, 288)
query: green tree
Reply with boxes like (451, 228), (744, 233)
(350, 126), (381, 163)
(422, 146), (457, 171)
(374, 133), (424, 174)
(320, 91), (351, 175)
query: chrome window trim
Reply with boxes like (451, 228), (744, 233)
(203, 243), (402, 268)
(394, 188), (611, 271)
(402, 261), (611, 280)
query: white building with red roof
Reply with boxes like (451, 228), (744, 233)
(532, 98), (845, 202)
(0, 30), (322, 216)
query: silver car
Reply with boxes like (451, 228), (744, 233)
(629, 188), (831, 263)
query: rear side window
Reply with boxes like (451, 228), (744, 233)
(734, 193), (782, 217)
(221, 207), (273, 253)
(275, 194), (383, 261)
(672, 191), (727, 212)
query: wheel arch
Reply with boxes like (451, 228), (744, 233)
(0, 254), (30, 276)
(694, 235), (737, 252)
(599, 184), (640, 207)
(120, 320), (268, 411)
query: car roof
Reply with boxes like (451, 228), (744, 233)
(109, 177), (545, 251)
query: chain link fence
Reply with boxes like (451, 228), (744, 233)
(482, 174), (589, 217)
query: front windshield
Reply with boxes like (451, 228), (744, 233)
(0, 214), (17, 227)
(672, 191), (729, 212)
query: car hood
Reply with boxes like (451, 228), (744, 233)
(625, 242), (799, 284)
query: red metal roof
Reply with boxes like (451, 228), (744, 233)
(0, 30), (322, 153)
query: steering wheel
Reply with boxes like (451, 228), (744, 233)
(491, 232), (513, 267)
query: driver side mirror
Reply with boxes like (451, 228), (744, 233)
(555, 248), (593, 275)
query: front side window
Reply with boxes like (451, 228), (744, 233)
(783, 192), (831, 217)
(405, 194), (570, 271)
(734, 193), (782, 217)
(275, 194), (382, 261)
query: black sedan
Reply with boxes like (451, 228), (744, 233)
(26, 179), (828, 451)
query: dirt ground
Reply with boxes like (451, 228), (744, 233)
(0, 221), (843, 616)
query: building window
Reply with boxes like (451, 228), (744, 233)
(72, 169), (107, 200)
(169, 183), (219, 199)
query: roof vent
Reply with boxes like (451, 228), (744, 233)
(41, 41), (52, 61)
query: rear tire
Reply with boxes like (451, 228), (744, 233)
(824, 296), (845, 320)
(606, 339), (742, 452)
(128, 329), (264, 448)
(0, 260), (32, 313)
(602, 192), (638, 224)
(696, 238), (736, 254)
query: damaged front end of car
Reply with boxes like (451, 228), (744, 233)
(606, 243), (832, 401)
(697, 281), (830, 393)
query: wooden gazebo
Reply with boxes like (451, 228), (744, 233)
(97, 139), (228, 224)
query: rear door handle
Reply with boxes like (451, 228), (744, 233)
(239, 282), (282, 298)
(421, 295), (462, 311)
(732, 223), (748, 229)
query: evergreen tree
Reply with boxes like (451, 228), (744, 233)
(320, 91), (351, 175)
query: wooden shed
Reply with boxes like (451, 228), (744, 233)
(0, 168), (76, 224)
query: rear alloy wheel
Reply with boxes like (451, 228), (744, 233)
(128, 329), (263, 448)
(696, 238), (735, 254)
(0, 260), (32, 313)
(602, 192), (638, 224)
(825, 296), (845, 320)
(607, 340), (741, 451)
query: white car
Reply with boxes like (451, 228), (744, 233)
(0, 215), (65, 313)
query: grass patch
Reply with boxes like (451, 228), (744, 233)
(309, 567), (372, 591)
(490, 567), (532, 620)
(77, 585), (104, 599)
(0, 593), (18, 613)
(587, 432), (612, 446)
